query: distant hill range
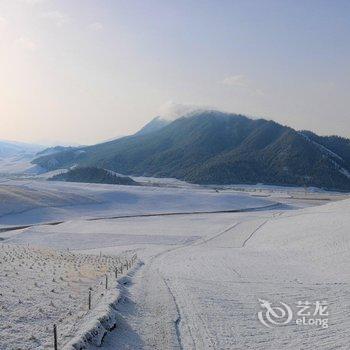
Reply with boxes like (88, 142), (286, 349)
(50, 167), (139, 186)
(33, 111), (350, 191)
(0, 140), (45, 174)
(0, 139), (44, 158)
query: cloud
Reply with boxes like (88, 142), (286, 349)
(15, 37), (37, 50)
(41, 11), (69, 26)
(158, 101), (211, 121)
(222, 74), (249, 87)
(221, 75), (264, 96)
(89, 22), (103, 31)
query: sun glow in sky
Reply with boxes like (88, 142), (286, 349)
(0, 0), (349, 145)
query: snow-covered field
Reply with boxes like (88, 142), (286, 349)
(0, 177), (349, 349)
(0, 179), (277, 226)
(0, 243), (135, 349)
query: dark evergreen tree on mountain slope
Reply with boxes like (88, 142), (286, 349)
(34, 111), (350, 191)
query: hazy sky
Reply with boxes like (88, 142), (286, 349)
(0, 0), (349, 145)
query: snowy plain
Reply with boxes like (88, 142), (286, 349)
(0, 179), (277, 226)
(0, 177), (349, 349)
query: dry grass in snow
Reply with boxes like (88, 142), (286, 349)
(0, 243), (131, 350)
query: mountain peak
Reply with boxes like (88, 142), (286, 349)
(135, 116), (170, 136)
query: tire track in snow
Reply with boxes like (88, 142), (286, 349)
(106, 221), (242, 349)
(151, 222), (243, 350)
(201, 223), (240, 245)
(82, 213), (275, 348)
(162, 276), (188, 350)
(241, 220), (269, 247)
(154, 218), (272, 349)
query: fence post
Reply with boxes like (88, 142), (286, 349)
(53, 324), (58, 350)
(105, 274), (108, 289)
(88, 290), (92, 310)
(115, 267), (118, 279)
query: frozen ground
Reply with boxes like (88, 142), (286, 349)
(0, 178), (349, 349)
(0, 243), (133, 350)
